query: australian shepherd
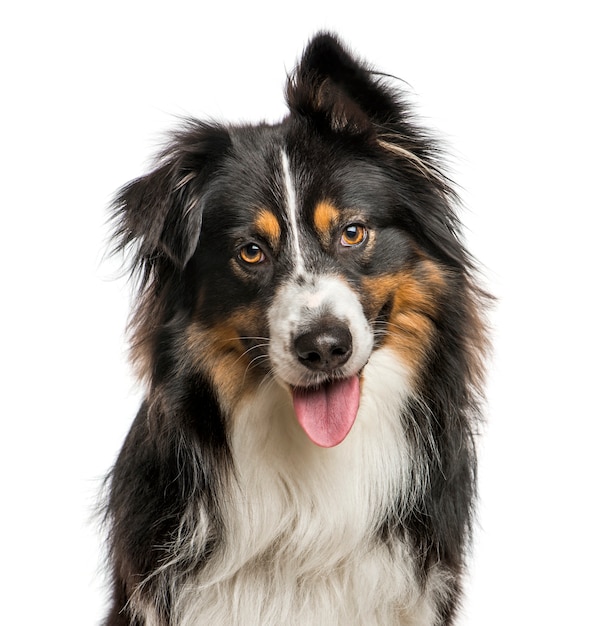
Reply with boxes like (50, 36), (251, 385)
(103, 32), (487, 626)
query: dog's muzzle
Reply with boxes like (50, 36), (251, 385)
(267, 275), (374, 447)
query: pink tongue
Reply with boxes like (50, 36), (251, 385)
(292, 376), (360, 447)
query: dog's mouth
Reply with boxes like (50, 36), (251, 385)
(291, 375), (361, 448)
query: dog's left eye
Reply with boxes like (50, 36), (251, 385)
(340, 224), (367, 247)
(239, 243), (266, 264)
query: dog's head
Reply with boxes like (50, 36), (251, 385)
(113, 33), (482, 447)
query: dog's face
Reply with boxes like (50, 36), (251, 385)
(114, 35), (469, 448)
(179, 127), (446, 447)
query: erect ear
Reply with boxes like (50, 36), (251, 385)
(112, 121), (231, 270)
(286, 32), (404, 135)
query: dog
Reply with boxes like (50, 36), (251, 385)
(103, 32), (487, 626)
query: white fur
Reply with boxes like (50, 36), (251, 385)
(160, 347), (448, 625)
(281, 150), (305, 275)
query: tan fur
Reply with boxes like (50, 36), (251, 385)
(253, 208), (281, 250)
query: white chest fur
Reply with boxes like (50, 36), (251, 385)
(170, 348), (442, 625)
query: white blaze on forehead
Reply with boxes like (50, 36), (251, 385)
(281, 150), (305, 275)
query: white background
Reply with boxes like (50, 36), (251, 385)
(2, 1), (608, 624)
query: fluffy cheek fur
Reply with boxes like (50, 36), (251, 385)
(363, 259), (446, 377)
(184, 305), (269, 410)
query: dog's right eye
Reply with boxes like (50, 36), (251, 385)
(239, 243), (266, 264)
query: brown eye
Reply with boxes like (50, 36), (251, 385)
(239, 243), (265, 264)
(340, 224), (367, 247)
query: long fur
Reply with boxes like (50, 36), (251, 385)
(102, 32), (488, 626)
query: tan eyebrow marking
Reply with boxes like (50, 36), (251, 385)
(313, 201), (340, 243)
(254, 208), (281, 249)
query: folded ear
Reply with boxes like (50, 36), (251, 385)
(112, 121), (231, 272)
(286, 32), (404, 135)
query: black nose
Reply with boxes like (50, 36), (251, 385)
(294, 321), (353, 372)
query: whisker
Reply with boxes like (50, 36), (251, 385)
(212, 335), (271, 349)
(232, 341), (271, 366)
(244, 354), (271, 377)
